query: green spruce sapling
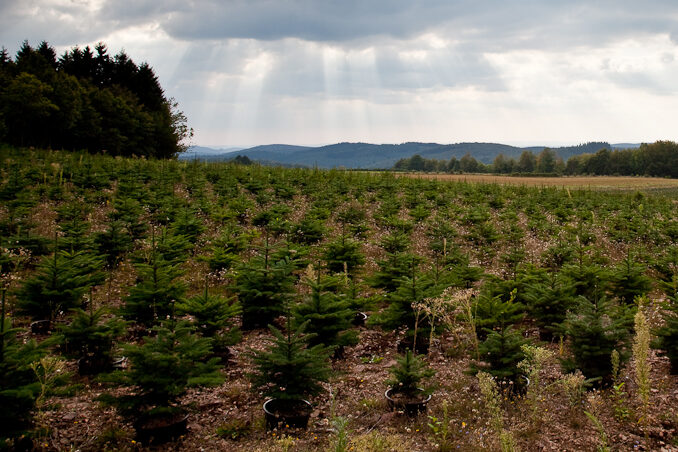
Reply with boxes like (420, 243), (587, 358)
(176, 280), (241, 355)
(293, 268), (358, 352)
(386, 349), (435, 399)
(102, 319), (223, 423)
(249, 319), (331, 401)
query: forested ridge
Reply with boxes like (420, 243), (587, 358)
(0, 41), (191, 158)
(394, 141), (678, 178)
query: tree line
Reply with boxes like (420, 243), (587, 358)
(0, 41), (191, 158)
(393, 141), (678, 178)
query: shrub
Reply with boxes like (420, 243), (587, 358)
(102, 320), (223, 419)
(293, 271), (358, 350)
(248, 320), (330, 401)
(386, 349), (434, 397)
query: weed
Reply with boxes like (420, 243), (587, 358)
(216, 418), (251, 440)
(360, 355), (384, 364)
(584, 411), (610, 452)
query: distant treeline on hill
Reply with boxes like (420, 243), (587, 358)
(0, 40), (191, 158)
(394, 141), (678, 178)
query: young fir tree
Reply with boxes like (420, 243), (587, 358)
(374, 257), (441, 345)
(123, 247), (186, 327)
(58, 303), (126, 374)
(523, 272), (577, 340)
(108, 196), (147, 240)
(369, 251), (418, 293)
(323, 236), (365, 275)
(472, 325), (528, 382)
(93, 220), (133, 268)
(653, 276), (678, 374)
(16, 244), (104, 323)
(293, 270), (358, 351)
(249, 320), (331, 401)
(236, 236), (296, 330)
(102, 319), (223, 420)
(611, 252), (652, 305)
(386, 349), (435, 397)
(563, 295), (632, 384)
(58, 208), (94, 253)
(0, 290), (45, 444)
(154, 228), (193, 265)
(473, 289), (525, 340)
(176, 282), (242, 353)
(169, 208), (205, 244)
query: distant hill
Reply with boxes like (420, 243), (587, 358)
(180, 146), (244, 160)
(183, 141), (637, 169)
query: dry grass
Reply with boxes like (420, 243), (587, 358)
(400, 173), (678, 190)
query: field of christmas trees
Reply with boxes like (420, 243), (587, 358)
(1, 146), (677, 451)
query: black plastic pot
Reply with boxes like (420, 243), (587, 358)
(397, 336), (429, 355)
(77, 356), (113, 375)
(133, 412), (189, 444)
(384, 388), (432, 416)
(353, 312), (368, 326)
(30, 320), (51, 334)
(538, 329), (553, 342)
(263, 398), (312, 430)
(213, 346), (232, 364)
(497, 374), (530, 398)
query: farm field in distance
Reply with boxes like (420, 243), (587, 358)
(1, 147), (678, 451)
(404, 172), (678, 190)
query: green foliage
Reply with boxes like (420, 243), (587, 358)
(123, 252), (186, 327)
(176, 283), (241, 351)
(653, 282), (678, 373)
(563, 296), (632, 383)
(16, 247), (104, 322)
(611, 254), (652, 305)
(386, 349), (434, 396)
(58, 306), (126, 372)
(473, 326), (528, 382)
(0, 41), (191, 157)
(103, 320), (223, 418)
(369, 251), (417, 293)
(170, 208), (205, 244)
(373, 258), (441, 336)
(293, 272), (357, 350)
(248, 321), (331, 400)
(0, 294), (45, 441)
(523, 272), (576, 338)
(236, 239), (296, 329)
(94, 221), (133, 268)
(473, 288), (525, 339)
(323, 237), (365, 275)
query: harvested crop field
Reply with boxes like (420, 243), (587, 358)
(402, 173), (678, 190)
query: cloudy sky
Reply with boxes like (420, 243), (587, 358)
(2, 1), (678, 147)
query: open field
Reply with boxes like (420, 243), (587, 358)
(2, 148), (678, 451)
(402, 172), (678, 190)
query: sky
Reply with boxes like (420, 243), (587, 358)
(2, 1), (678, 148)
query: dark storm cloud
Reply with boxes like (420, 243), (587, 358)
(92, 0), (678, 51)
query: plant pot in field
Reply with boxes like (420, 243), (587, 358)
(263, 398), (312, 430)
(133, 412), (189, 444)
(384, 388), (432, 416)
(30, 319), (51, 334)
(397, 336), (429, 355)
(213, 346), (232, 364)
(112, 356), (127, 370)
(538, 329), (553, 342)
(497, 375), (530, 398)
(77, 355), (113, 375)
(353, 312), (368, 326)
